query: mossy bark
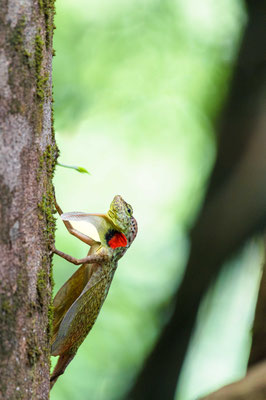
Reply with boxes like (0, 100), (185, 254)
(0, 1), (57, 399)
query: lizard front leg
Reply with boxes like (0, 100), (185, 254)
(52, 245), (108, 265)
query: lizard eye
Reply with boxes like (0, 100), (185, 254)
(127, 207), (132, 215)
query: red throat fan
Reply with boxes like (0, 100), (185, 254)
(108, 232), (127, 249)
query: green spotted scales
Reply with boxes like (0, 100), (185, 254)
(50, 195), (138, 387)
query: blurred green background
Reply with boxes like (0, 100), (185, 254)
(51, 1), (262, 399)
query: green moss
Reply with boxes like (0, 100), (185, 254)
(38, 0), (56, 47)
(27, 334), (41, 366)
(10, 98), (22, 114)
(23, 49), (33, 69)
(38, 142), (58, 225)
(34, 31), (47, 133)
(39, 155), (44, 169)
(36, 147), (57, 181)
(47, 303), (54, 338)
(34, 32), (49, 104)
(37, 72), (49, 101)
(37, 143), (58, 349)
(38, 0), (44, 10)
(1, 299), (12, 314)
(23, 49), (32, 58)
(37, 269), (47, 307)
(48, 254), (55, 342)
(36, 154), (44, 182)
(51, 92), (56, 140)
(38, 194), (56, 239)
(45, 0), (56, 47)
(9, 16), (32, 69)
(9, 16), (26, 51)
(35, 33), (44, 75)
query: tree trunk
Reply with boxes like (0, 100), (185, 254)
(0, 1), (57, 399)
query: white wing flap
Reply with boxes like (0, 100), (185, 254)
(61, 212), (101, 242)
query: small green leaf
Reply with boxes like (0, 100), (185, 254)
(75, 166), (90, 174)
(57, 162), (91, 175)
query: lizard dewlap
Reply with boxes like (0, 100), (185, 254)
(108, 232), (127, 248)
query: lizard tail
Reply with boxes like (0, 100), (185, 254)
(50, 351), (75, 389)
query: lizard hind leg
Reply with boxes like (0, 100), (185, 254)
(50, 351), (75, 389)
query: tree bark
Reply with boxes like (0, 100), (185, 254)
(0, 1), (57, 399)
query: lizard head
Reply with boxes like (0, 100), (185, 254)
(104, 195), (136, 250)
(106, 195), (137, 255)
(107, 195), (133, 234)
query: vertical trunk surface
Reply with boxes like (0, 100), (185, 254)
(0, 0), (57, 399)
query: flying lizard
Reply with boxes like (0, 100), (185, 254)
(50, 195), (138, 388)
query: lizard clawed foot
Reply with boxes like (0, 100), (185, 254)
(49, 244), (56, 254)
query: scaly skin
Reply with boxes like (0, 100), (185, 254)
(50, 195), (138, 388)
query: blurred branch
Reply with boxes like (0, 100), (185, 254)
(126, 1), (266, 399)
(248, 240), (266, 367)
(200, 242), (266, 399)
(200, 360), (266, 400)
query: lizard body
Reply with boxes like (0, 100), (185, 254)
(50, 195), (137, 387)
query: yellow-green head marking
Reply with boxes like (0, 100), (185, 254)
(107, 195), (133, 233)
